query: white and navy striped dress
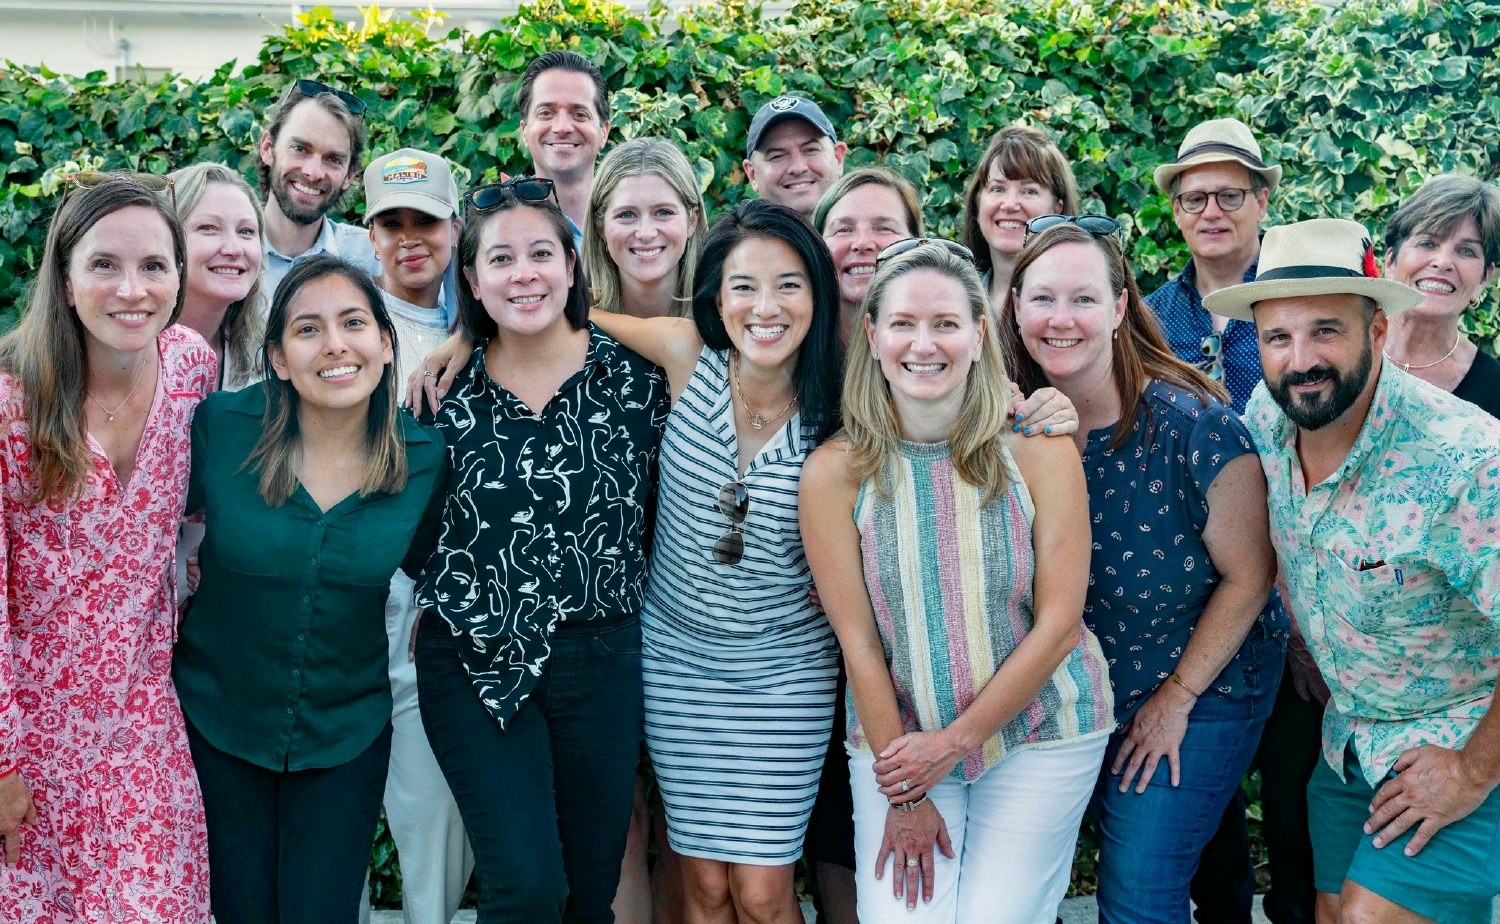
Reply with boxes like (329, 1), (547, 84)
(642, 347), (839, 865)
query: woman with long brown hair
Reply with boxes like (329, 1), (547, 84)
(997, 219), (1282, 924)
(0, 173), (214, 919)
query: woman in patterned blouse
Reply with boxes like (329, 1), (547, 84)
(0, 174), (214, 920)
(410, 179), (669, 924)
(997, 220), (1283, 924)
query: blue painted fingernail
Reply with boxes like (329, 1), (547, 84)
(1024, 427), (1032, 435)
(1012, 423), (1021, 432)
(1015, 412), (1024, 421)
(1045, 426), (1052, 434)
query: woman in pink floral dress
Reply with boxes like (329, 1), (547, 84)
(0, 174), (214, 921)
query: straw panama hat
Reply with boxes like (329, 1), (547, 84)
(1154, 118), (1283, 194)
(1202, 218), (1424, 322)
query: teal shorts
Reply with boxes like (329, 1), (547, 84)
(1307, 747), (1500, 923)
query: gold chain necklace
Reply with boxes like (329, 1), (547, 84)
(86, 351), (149, 422)
(1384, 333), (1460, 372)
(730, 351), (796, 430)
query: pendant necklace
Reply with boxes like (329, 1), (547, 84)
(87, 351), (149, 422)
(1384, 333), (1460, 372)
(731, 351), (796, 430)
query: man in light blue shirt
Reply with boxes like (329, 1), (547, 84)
(257, 79), (380, 297)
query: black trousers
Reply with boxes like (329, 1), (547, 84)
(1190, 665), (1321, 924)
(186, 718), (392, 924)
(416, 614), (643, 924)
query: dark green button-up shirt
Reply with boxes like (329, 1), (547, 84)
(174, 385), (447, 771)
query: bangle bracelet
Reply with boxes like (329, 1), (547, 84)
(890, 794), (928, 813)
(1170, 672), (1202, 698)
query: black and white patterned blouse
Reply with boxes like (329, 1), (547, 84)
(414, 326), (669, 727)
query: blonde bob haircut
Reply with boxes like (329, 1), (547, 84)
(168, 162), (268, 388)
(840, 242), (1014, 504)
(584, 137), (706, 317)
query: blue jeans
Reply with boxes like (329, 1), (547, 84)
(1091, 623), (1284, 924)
(415, 614), (643, 924)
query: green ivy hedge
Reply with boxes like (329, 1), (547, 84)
(2, 0), (1498, 341)
(2, 0), (1497, 901)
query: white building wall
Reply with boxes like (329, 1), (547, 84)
(0, 2), (521, 81)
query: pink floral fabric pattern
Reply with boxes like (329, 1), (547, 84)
(1246, 364), (1500, 787)
(0, 325), (215, 922)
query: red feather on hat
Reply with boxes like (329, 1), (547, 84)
(1361, 238), (1379, 278)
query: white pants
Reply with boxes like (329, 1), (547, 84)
(849, 734), (1106, 924)
(360, 573), (474, 924)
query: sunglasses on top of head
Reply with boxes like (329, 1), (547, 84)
(293, 78), (367, 116)
(463, 176), (559, 213)
(1023, 214), (1122, 238)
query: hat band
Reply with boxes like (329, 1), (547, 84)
(1255, 264), (1364, 282)
(1176, 141), (1267, 168)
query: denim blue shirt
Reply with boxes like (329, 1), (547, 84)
(1145, 259), (1261, 415)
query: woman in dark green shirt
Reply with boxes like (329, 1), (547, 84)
(174, 254), (447, 924)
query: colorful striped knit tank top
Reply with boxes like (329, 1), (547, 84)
(851, 438), (1115, 782)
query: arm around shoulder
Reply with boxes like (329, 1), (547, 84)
(588, 311), (703, 402)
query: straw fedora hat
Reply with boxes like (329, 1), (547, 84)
(1203, 219), (1423, 322)
(1154, 118), (1283, 194)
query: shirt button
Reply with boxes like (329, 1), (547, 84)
(302, 595), (311, 604)
(310, 558), (319, 567)
(292, 669), (301, 678)
(297, 633), (305, 642)
(317, 519), (326, 528)
(286, 707), (294, 715)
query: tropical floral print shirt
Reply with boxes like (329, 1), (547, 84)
(1246, 363), (1500, 786)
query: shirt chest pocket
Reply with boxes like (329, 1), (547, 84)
(1315, 545), (1441, 633)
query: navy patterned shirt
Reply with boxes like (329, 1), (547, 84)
(1082, 380), (1270, 721)
(414, 326), (669, 727)
(1145, 259), (1262, 414)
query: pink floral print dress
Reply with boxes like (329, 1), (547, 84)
(0, 325), (215, 922)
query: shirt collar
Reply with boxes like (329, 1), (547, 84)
(465, 324), (619, 397)
(265, 216), (339, 263)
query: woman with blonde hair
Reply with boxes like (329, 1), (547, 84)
(584, 137), (707, 319)
(168, 162), (267, 389)
(801, 240), (1113, 922)
(961, 125), (1081, 307)
(0, 172), (214, 919)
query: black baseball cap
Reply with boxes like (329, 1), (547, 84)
(745, 96), (837, 159)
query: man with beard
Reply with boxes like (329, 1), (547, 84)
(1205, 218), (1500, 924)
(259, 79), (380, 296)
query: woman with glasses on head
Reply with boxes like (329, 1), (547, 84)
(996, 219), (1283, 924)
(175, 255), (446, 923)
(800, 241), (1113, 923)
(1381, 173), (1500, 417)
(0, 172), (213, 919)
(585, 137), (708, 320)
(961, 124), (1081, 309)
(409, 176), (669, 923)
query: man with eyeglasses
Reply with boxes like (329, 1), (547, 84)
(1147, 118), (1279, 416)
(1149, 122), (1318, 924)
(258, 79), (381, 297)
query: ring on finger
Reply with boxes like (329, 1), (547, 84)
(423, 370), (437, 378)
(906, 857), (918, 867)
(900, 778), (911, 793)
